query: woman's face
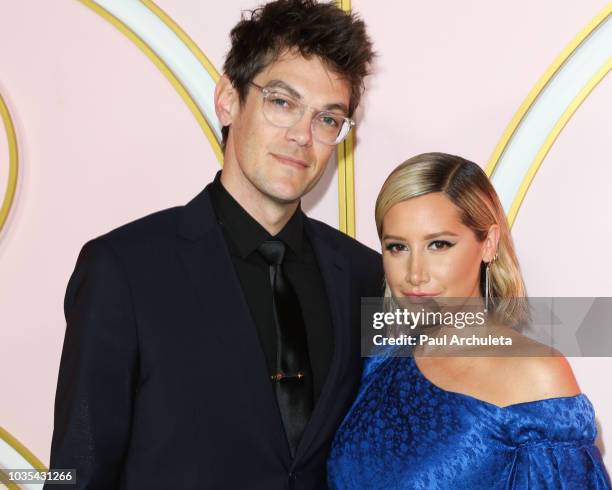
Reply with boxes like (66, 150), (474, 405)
(381, 192), (497, 300)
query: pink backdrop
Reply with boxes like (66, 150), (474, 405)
(1, 0), (610, 470)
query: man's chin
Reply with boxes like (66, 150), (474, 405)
(260, 181), (308, 205)
(266, 189), (303, 206)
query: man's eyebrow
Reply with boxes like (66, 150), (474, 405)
(264, 80), (302, 99)
(264, 79), (349, 115)
(323, 102), (349, 114)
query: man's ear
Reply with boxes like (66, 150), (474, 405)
(214, 75), (239, 126)
(483, 224), (500, 262)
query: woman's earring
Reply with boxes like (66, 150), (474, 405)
(484, 253), (497, 312)
(484, 261), (491, 312)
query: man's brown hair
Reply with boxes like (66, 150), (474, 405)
(221, 0), (374, 148)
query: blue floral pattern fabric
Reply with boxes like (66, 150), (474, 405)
(328, 354), (611, 489)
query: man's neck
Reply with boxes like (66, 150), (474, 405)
(219, 167), (299, 236)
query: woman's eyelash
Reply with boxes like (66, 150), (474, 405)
(384, 240), (455, 252)
(385, 243), (405, 252)
(429, 240), (454, 249)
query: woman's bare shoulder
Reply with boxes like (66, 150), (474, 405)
(515, 354), (580, 398)
(472, 325), (580, 405)
(486, 351), (581, 406)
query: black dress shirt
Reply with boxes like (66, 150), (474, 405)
(208, 171), (333, 404)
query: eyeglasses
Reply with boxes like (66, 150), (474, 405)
(249, 82), (355, 145)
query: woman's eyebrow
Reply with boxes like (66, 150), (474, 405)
(382, 231), (460, 241)
(423, 231), (459, 239)
(382, 234), (406, 241)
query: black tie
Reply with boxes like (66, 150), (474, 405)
(258, 239), (313, 457)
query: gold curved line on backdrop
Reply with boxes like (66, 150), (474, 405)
(0, 470), (21, 489)
(485, 5), (611, 178)
(79, 0), (224, 164)
(0, 92), (18, 237)
(0, 426), (47, 475)
(507, 61), (611, 227)
(141, 0), (220, 85)
(140, 0), (222, 162)
(337, 132), (356, 237)
(336, 0), (356, 237)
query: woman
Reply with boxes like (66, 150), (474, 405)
(328, 153), (611, 489)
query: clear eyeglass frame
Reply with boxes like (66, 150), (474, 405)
(248, 81), (355, 145)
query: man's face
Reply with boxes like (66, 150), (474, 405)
(220, 50), (351, 205)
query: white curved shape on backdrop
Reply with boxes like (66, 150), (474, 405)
(490, 13), (612, 216)
(0, 438), (41, 489)
(92, 0), (222, 141)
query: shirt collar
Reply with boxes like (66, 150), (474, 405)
(208, 171), (304, 259)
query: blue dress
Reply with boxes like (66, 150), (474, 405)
(328, 354), (611, 489)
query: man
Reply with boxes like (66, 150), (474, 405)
(47, 1), (380, 488)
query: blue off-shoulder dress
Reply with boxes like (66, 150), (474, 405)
(328, 354), (611, 489)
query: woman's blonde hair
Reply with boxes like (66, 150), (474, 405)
(375, 152), (527, 326)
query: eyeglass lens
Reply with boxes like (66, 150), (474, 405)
(261, 90), (350, 145)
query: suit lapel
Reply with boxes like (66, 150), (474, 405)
(295, 220), (352, 460)
(176, 189), (357, 464)
(176, 187), (290, 462)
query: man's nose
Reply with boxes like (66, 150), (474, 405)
(285, 111), (314, 147)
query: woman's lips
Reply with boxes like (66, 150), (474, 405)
(401, 292), (439, 297)
(400, 292), (440, 304)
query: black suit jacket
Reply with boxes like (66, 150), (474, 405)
(47, 183), (383, 490)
